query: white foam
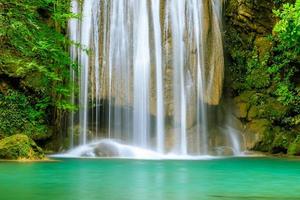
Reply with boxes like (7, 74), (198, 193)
(51, 139), (225, 160)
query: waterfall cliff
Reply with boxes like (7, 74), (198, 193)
(68, 0), (239, 156)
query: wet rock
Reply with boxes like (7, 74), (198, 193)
(212, 146), (236, 156)
(93, 142), (120, 157)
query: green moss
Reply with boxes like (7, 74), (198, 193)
(248, 119), (271, 134)
(249, 120), (272, 152)
(234, 91), (257, 103)
(247, 106), (259, 120)
(288, 138), (300, 156)
(271, 128), (294, 153)
(0, 134), (44, 160)
(254, 37), (273, 61)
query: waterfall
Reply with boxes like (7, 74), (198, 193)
(69, 0), (79, 148)
(151, 0), (165, 154)
(68, 0), (241, 156)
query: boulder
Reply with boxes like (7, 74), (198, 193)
(93, 142), (120, 157)
(243, 119), (271, 150)
(0, 134), (44, 160)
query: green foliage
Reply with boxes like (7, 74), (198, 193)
(273, 0), (300, 54)
(228, 0), (300, 129)
(271, 0), (300, 107)
(0, 89), (48, 139)
(0, 0), (78, 138)
(1, 0), (76, 109)
(287, 134), (300, 155)
(244, 51), (271, 90)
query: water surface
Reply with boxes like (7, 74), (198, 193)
(0, 157), (300, 200)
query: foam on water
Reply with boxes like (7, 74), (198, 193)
(52, 139), (244, 160)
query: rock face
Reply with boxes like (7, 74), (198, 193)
(0, 134), (44, 160)
(225, 0), (275, 34)
(224, 0), (292, 152)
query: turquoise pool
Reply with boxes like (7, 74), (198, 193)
(0, 157), (300, 200)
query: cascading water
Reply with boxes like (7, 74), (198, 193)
(68, 0), (242, 158)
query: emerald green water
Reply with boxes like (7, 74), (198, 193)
(1, 157), (300, 200)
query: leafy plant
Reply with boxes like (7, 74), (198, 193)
(0, 89), (48, 139)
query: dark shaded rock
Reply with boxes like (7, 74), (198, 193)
(0, 134), (44, 160)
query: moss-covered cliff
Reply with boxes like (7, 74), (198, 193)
(225, 0), (300, 155)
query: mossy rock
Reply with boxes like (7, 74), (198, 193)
(247, 119), (270, 134)
(262, 98), (288, 119)
(254, 37), (272, 61)
(234, 91), (256, 103)
(0, 134), (44, 160)
(252, 126), (294, 153)
(0, 50), (22, 77)
(21, 72), (45, 92)
(247, 106), (259, 120)
(288, 138), (300, 156)
(246, 119), (272, 151)
(233, 91), (256, 118)
(234, 102), (249, 118)
(270, 129), (293, 154)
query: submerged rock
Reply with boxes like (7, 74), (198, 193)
(0, 134), (44, 160)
